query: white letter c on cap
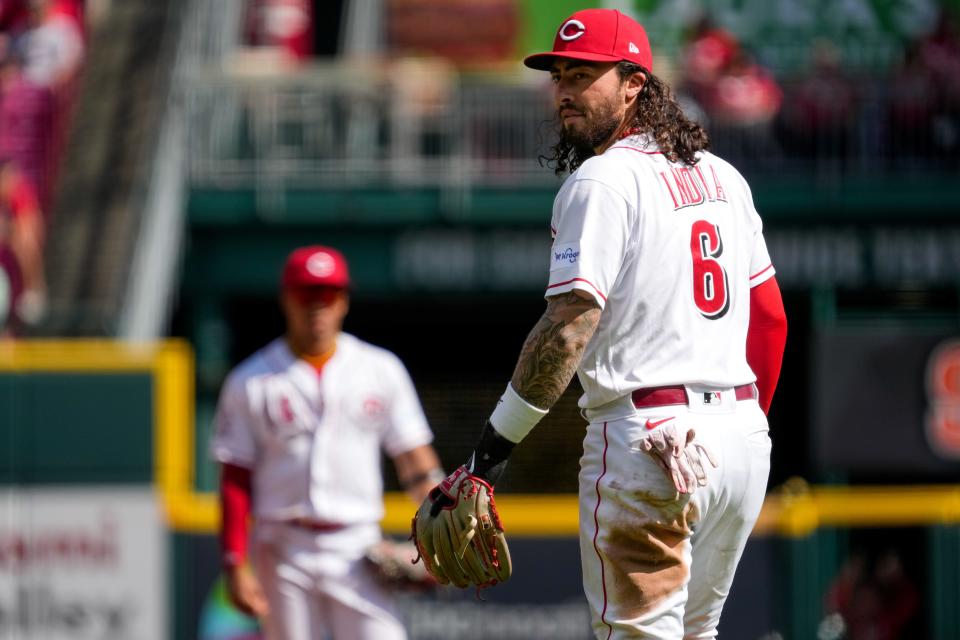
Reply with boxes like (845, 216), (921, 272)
(559, 19), (586, 41)
(306, 251), (335, 277)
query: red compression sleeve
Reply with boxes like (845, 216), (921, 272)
(746, 277), (787, 414)
(220, 463), (253, 568)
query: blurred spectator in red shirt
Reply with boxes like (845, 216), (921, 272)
(681, 14), (740, 107)
(46, 0), (84, 37)
(245, 0), (313, 62)
(683, 15), (740, 93)
(2, 0), (85, 211)
(0, 46), (55, 211)
(916, 8), (960, 161)
(778, 41), (859, 159)
(708, 49), (782, 127)
(0, 158), (46, 335)
(919, 8), (960, 113)
(824, 549), (920, 640)
(679, 15), (781, 127)
(888, 40), (942, 159)
(21, 0), (84, 90)
(679, 15), (781, 163)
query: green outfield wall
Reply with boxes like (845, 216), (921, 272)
(3, 342), (960, 637)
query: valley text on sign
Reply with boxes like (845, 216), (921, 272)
(0, 488), (166, 640)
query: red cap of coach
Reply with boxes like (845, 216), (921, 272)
(523, 9), (653, 73)
(281, 246), (350, 289)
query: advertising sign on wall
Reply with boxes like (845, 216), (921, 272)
(813, 330), (960, 477)
(0, 488), (166, 640)
(926, 339), (960, 460)
(391, 226), (960, 293)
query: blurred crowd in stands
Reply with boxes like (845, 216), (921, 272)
(0, 0), (84, 336)
(241, 1), (960, 177)
(243, 0), (314, 63)
(679, 8), (960, 172)
(822, 548), (921, 640)
(2, 0), (960, 335)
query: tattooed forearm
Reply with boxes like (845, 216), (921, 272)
(510, 291), (601, 410)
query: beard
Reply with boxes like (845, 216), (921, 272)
(559, 96), (623, 158)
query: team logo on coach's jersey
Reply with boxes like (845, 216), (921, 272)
(263, 377), (314, 435)
(346, 393), (388, 429)
(279, 396), (296, 423)
(363, 396), (386, 419)
(559, 19), (586, 41)
(266, 394), (303, 432)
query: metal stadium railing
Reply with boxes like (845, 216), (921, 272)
(183, 63), (559, 191)
(182, 61), (960, 193)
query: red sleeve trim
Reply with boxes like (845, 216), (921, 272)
(220, 463), (253, 567)
(547, 277), (607, 302)
(750, 264), (774, 281)
(747, 277), (787, 414)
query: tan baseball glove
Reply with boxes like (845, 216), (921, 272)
(411, 465), (512, 589)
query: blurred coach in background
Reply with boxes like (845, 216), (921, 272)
(210, 245), (443, 640)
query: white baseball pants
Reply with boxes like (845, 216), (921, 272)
(579, 387), (771, 639)
(252, 522), (406, 640)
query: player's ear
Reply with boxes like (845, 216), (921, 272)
(336, 290), (351, 317)
(623, 70), (645, 100)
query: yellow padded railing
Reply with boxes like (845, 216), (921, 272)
(4, 340), (960, 538)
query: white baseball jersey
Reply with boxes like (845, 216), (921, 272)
(546, 133), (775, 409)
(210, 332), (434, 526)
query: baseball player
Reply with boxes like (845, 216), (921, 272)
(416, 9), (787, 639)
(210, 245), (444, 640)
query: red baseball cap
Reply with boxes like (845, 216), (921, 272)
(523, 9), (653, 72)
(281, 245), (350, 289)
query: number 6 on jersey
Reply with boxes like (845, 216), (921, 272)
(690, 220), (729, 319)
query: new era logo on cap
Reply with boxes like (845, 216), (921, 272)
(523, 9), (653, 72)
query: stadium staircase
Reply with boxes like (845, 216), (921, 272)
(38, 0), (182, 336)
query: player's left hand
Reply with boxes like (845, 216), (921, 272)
(224, 563), (270, 619)
(637, 421), (718, 494)
(365, 539), (438, 591)
(411, 465), (512, 589)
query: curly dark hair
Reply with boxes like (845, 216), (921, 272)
(541, 62), (710, 175)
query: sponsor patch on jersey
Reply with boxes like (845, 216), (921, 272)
(551, 242), (581, 270)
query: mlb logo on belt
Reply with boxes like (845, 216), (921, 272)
(703, 391), (722, 405)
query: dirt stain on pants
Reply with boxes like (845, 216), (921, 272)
(602, 496), (698, 621)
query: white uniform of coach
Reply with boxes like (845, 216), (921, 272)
(211, 245), (442, 640)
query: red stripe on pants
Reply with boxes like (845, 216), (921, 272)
(591, 422), (613, 640)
